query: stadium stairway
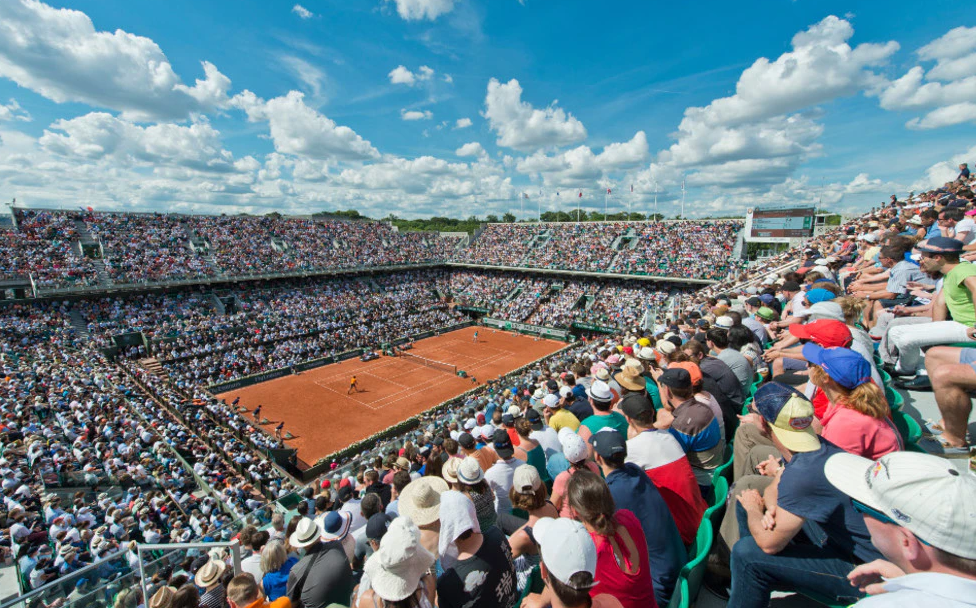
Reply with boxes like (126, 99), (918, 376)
(139, 357), (165, 376)
(68, 308), (91, 342)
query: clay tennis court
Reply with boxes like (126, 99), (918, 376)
(216, 326), (566, 466)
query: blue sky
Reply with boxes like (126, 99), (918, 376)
(0, 0), (974, 219)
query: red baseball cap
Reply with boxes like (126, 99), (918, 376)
(321, 479), (331, 489)
(789, 319), (852, 348)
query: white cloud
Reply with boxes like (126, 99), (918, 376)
(912, 144), (976, 190)
(234, 90), (380, 161)
(292, 4), (314, 19)
(875, 26), (976, 129)
(39, 112), (243, 173)
(0, 0), (233, 121)
(660, 15), (895, 188)
(0, 98), (30, 122)
(388, 64), (436, 86)
(280, 56), (326, 98)
(483, 78), (587, 152)
(387, 0), (455, 21)
(443, 74), (453, 83)
(401, 109), (433, 121)
(516, 132), (649, 187)
(454, 117), (473, 129)
(456, 142), (486, 158)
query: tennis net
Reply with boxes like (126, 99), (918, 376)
(401, 352), (457, 375)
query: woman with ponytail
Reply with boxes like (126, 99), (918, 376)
(802, 343), (903, 459)
(566, 470), (657, 608)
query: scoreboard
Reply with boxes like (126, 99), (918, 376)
(746, 207), (815, 241)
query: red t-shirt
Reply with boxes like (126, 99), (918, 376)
(589, 509), (658, 608)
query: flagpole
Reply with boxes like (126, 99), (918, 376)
(653, 181), (658, 220)
(577, 189), (581, 223)
(538, 189), (542, 223)
(520, 191), (524, 221)
(629, 185), (633, 222)
(681, 180), (685, 219)
(604, 187), (608, 220)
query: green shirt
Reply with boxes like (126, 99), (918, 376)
(580, 411), (630, 438)
(944, 262), (976, 327)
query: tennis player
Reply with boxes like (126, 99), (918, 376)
(348, 375), (360, 394)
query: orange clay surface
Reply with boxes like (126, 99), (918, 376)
(217, 326), (565, 466)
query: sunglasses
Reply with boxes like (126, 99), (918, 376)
(852, 500), (931, 547)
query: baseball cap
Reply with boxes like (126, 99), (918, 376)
(658, 367), (691, 390)
(560, 432), (588, 463)
(586, 380), (613, 402)
(546, 379), (559, 392)
(588, 429), (627, 459)
(916, 237), (964, 254)
(365, 512), (394, 542)
(507, 405), (522, 418)
(781, 281), (801, 292)
(492, 429), (515, 459)
(759, 293), (775, 305)
(802, 344), (873, 390)
(619, 394), (653, 419)
(714, 316), (734, 329)
(859, 233), (879, 243)
(512, 464), (542, 495)
(457, 433), (475, 449)
(745, 296), (762, 307)
(656, 340), (677, 356)
(753, 382), (820, 452)
(525, 408), (543, 430)
(502, 413), (515, 425)
(533, 518), (598, 589)
(542, 394), (560, 409)
(559, 386), (573, 399)
(756, 307), (778, 321)
(824, 451), (976, 559)
(804, 288), (835, 305)
(667, 362), (702, 387)
(789, 319), (852, 348)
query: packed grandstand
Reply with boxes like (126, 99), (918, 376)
(2, 164), (976, 608)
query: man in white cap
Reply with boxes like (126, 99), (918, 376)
(825, 452), (976, 606)
(521, 517), (615, 608)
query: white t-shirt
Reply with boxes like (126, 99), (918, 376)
(854, 572), (976, 607)
(953, 218), (976, 244)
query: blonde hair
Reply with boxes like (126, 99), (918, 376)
(834, 296), (867, 327)
(260, 539), (287, 574)
(809, 364), (889, 420)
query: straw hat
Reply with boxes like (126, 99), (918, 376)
(614, 365), (645, 391)
(149, 586), (177, 608)
(442, 457), (461, 484)
(289, 517), (321, 548)
(193, 559), (226, 588)
(397, 477), (448, 526)
(364, 517), (436, 602)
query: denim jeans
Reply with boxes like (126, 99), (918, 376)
(728, 503), (865, 608)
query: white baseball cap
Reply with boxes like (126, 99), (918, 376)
(559, 386), (573, 398)
(533, 518), (598, 589)
(511, 464), (542, 495)
(542, 394), (559, 409)
(507, 405), (522, 418)
(714, 315), (734, 329)
(560, 432), (588, 464)
(586, 380), (613, 402)
(804, 301), (845, 322)
(825, 451), (976, 559)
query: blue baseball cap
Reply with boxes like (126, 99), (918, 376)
(802, 344), (872, 390)
(804, 288), (835, 304)
(916, 236), (964, 254)
(753, 383), (820, 452)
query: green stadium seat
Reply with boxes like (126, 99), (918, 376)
(884, 384), (904, 411)
(681, 519), (714, 605)
(667, 577), (690, 608)
(704, 476), (729, 531)
(892, 409), (923, 446)
(518, 564), (546, 604)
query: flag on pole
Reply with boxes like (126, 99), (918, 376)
(578, 191), (582, 198)
(523, 192), (529, 199)
(631, 184), (634, 193)
(607, 188), (612, 195)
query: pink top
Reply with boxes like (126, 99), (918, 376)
(553, 461), (601, 518)
(589, 509), (658, 608)
(820, 402), (903, 459)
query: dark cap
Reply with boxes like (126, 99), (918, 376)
(432, 436), (444, 446)
(658, 367), (691, 390)
(916, 236), (964, 254)
(337, 485), (353, 502)
(492, 429), (514, 458)
(525, 408), (543, 429)
(745, 296), (762, 307)
(502, 413), (514, 426)
(457, 433), (475, 449)
(546, 379), (559, 392)
(781, 281), (801, 292)
(366, 513), (394, 542)
(588, 429), (627, 459)
(619, 394), (653, 419)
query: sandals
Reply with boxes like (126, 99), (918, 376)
(928, 435), (972, 458)
(924, 420), (945, 436)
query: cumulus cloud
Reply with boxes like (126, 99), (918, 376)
(386, 0), (455, 21)
(912, 144), (976, 190)
(483, 78), (587, 152)
(401, 109), (433, 121)
(454, 117), (473, 129)
(455, 142), (486, 158)
(661, 16), (896, 188)
(0, 0), (234, 121)
(292, 4), (314, 19)
(874, 26), (976, 129)
(388, 65), (435, 86)
(0, 99), (30, 122)
(234, 90), (380, 161)
(516, 132), (649, 187)
(39, 112), (244, 173)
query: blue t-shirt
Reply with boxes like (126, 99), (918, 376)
(262, 556), (298, 600)
(776, 440), (883, 563)
(606, 462), (685, 607)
